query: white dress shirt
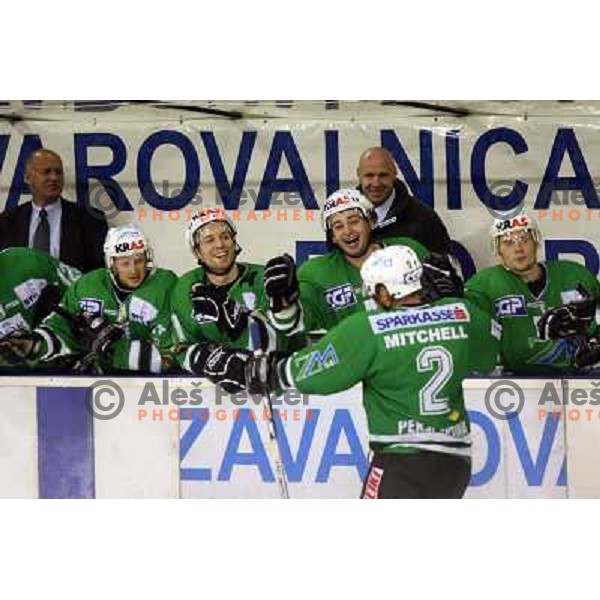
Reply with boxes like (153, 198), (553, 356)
(28, 199), (62, 259)
(373, 188), (396, 224)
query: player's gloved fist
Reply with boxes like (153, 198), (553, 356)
(32, 284), (62, 324)
(188, 342), (251, 394)
(574, 338), (600, 370)
(81, 317), (125, 358)
(538, 288), (596, 340)
(420, 253), (464, 302)
(190, 284), (248, 340)
(245, 351), (290, 395)
(264, 254), (299, 313)
(0, 330), (42, 365)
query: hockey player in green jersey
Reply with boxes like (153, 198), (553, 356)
(0, 247), (80, 369)
(265, 188), (431, 335)
(190, 245), (500, 498)
(465, 213), (600, 374)
(0, 226), (177, 374)
(171, 208), (301, 377)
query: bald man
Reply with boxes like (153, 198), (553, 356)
(356, 147), (451, 254)
(0, 149), (108, 272)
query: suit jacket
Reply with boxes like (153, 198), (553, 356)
(363, 179), (451, 254)
(0, 197), (108, 273)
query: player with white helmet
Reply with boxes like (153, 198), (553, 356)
(4, 225), (178, 374)
(192, 244), (500, 498)
(466, 213), (600, 373)
(171, 208), (304, 379)
(264, 187), (429, 337)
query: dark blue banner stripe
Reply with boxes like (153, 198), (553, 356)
(37, 388), (95, 499)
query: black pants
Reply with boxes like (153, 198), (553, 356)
(360, 451), (471, 499)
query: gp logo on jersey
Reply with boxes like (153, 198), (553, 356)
(325, 284), (357, 311)
(370, 303), (470, 334)
(78, 298), (103, 318)
(495, 295), (527, 317)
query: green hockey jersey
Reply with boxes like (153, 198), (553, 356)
(465, 260), (600, 373)
(38, 267), (177, 373)
(172, 262), (284, 352)
(296, 236), (429, 331)
(0, 247), (80, 340)
(285, 297), (500, 457)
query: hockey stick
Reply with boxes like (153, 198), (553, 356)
(249, 320), (290, 499)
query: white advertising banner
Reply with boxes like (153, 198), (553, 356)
(1, 102), (599, 275)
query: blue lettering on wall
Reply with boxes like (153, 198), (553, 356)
(74, 133), (131, 211)
(545, 239), (599, 276)
(450, 240), (477, 281)
(6, 134), (43, 209)
(315, 409), (368, 483)
(275, 408), (321, 482)
(324, 130), (340, 196)
(471, 127), (528, 212)
(296, 241), (328, 266)
(256, 131), (318, 210)
(535, 128), (600, 209)
(381, 129), (434, 207)
(200, 131), (256, 209)
(507, 413), (564, 486)
(179, 409), (211, 481)
(446, 129), (462, 210)
(137, 130), (200, 210)
(217, 409), (274, 482)
(468, 410), (501, 486)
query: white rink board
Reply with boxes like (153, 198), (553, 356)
(2, 375), (600, 498)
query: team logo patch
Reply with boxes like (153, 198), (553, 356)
(369, 303), (470, 334)
(325, 284), (357, 311)
(78, 298), (103, 318)
(14, 278), (47, 309)
(129, 297), (158, 324)
(295, 342), (338, 381)
(495, 295), (527, 317)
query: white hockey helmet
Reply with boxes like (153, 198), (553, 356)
(104, 225), (154, 269)
(490, 213), (541, 253)
(321, 188), (374, 231)
(185, 208), (237, 251)
(361, 245), (423, 300)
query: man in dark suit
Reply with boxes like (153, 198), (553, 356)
(0, 148), (108, 273)
(356, 147), (451, 254)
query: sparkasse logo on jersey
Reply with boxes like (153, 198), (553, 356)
(325, 284), (357, 310)
(370, 303), (470, 334)
(494, 295), (527, 317)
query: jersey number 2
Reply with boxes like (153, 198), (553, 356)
(416, 346), (453, 415)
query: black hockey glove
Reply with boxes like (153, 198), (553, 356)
(0, 330), (43, 365)
(187, 342), (252, 394)
(264, 254), (299, 313)
(32, 284), (63, 324)
(574, 337), (600, 370)
(420, 253), (464, 303)
(80, 317), (125, 359)
(190, 284), (248, 341)
(245, 351), (291, 396)
(538, 286), (596, 340)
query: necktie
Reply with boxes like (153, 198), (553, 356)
(33, 208), (50, 253)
